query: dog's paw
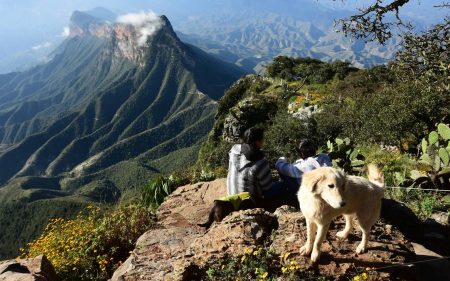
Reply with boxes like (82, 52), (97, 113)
(356, 243), (367, 254)
(310, 249), (321, 263)
(336, 230), (349, 239)
(299, 245), (312, 256)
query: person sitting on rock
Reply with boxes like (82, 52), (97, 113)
(227, 127), (272, 199)
(274, 138), (332, 196)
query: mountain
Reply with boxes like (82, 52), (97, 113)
(0, 10), (244, 258)
(172, 0), (402, 72)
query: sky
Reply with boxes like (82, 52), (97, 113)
(0, 0), (447, 71)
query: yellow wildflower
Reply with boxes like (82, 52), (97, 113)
(221, 265), (225, 270)
(241, 255), (246, 262)
(362, 272), (368, 280)
(253, 250), (259, 256)
(255, 268), (259, 274)
(353, 276), (361, 281)
(281, 267), (287, 273)
(261, 272), (268, 278)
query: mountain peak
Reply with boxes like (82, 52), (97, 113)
(69, 10), (110, 37)
(68, 10), (175, 47)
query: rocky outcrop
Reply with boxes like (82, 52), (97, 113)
(0, 255), (59, 281)
(111, 179), (228, 281)
(112, 179), (450, 281)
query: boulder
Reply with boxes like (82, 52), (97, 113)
(111, 179), (227, 281)
(0, 255), (58, 281)
(188, 208), (277, 266)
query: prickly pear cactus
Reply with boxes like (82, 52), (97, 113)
(327, 137), (365, 174)
(411, 123), (450, 189)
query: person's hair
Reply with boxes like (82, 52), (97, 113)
(243, 127), (264, 146)
(297, 139), (317, 159)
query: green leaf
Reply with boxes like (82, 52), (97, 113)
(327, 140), (333, 151)
(429, 131), (439, 145)
(349, 149), (359, 160)
(421, 138), (428, 155)
(439, 148), (450, 167)
(410, 170), (426, 180)
(351, 159), (365, 167)
(437, 123), (450, 140)
(335, 138), (344, 145)
(434, 155), (441, 171)
(344, 137), (351, 145)
(420, 154), (432, 165)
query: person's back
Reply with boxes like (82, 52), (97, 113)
(275, 139), (331, 195)
(226, 128), (272, 198)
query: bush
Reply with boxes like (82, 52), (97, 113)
(386, 189), (450, 219)
(141, 174), (191, 210)
(21, 205), (154, 281)
(265, 111), (321, 163)
(141, 167), (227, 211)
(360, 145), (413, 187)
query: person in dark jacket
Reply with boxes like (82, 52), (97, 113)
(227, 127), (272, 199)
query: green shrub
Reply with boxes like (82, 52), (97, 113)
(385, 189), (449, 219)
(360, 145), (413, 187)
(21, 205), (154, 281)
(265, 111), (320, 163)
(141, 174), (190, 210)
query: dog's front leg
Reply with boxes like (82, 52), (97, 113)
(310, 222), (330, 263)
(300, 218), (316, 256)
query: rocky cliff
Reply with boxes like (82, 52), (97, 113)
(108, 179), (450, 281)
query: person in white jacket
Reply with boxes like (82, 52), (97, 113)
(274, 139), (331, 196)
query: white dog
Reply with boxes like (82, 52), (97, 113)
(297, 165), (384, 263)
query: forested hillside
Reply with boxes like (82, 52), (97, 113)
(0, 11), (244, 258)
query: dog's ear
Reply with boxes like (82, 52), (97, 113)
(303, 171), (323, 194)
(334, 169), (346, 189)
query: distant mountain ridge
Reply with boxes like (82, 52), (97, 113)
(174, 0), (401, 72)
(0, 10), (243, 258)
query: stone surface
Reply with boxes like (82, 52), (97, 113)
(0, 255), (58, 281)
(111, 179), (228, 281)
(189, 208), (277, 266)
(111, 179), (449, 281)
(430, 211), (450, 226)
(271, 207), (417, 280)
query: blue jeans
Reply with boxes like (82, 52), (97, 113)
(263, 174), (300, 199)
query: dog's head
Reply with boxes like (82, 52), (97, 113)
(302, 167), (347, 209)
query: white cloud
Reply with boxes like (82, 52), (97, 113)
(116, 11), (163, 46)
(62, 26), (70, 37)
(31, 41), (52, 51)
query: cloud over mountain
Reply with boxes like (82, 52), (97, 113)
(116, 11), (163, 46)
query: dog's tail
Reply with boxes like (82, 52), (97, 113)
(367, 163), (385, 188)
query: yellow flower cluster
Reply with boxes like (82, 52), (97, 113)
(353, 267), (372, 281)
(279, 252), (302, 275)
(21, 207), (100, 273)
(19, 204), (153, 281)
